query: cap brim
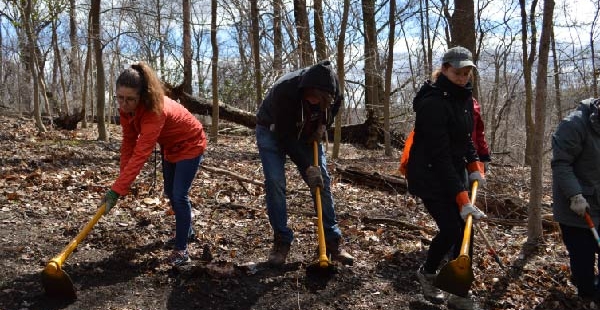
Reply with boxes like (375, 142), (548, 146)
(449, 60), (476, 69)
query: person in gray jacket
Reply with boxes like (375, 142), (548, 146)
(552, 98), (600, 300)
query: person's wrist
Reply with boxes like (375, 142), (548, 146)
(108, 189), (120, 200)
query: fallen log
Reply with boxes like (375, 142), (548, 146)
(335, 164), (407, 194)
(165, 85), (408, 148)
(362, 216), (436, 235)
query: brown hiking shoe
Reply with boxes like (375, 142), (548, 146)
(325, 238), (354, 266)
(268, 235), (291, 266)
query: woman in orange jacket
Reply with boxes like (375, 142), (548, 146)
(101, 62), (207, 266)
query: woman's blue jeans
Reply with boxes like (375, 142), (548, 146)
(163, 154), (203, 251)
(256, 125), (342, 245)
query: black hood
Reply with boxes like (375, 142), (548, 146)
(412, 74), (472, 113)
(298, 60), (338, 96)
(412, 80), (436, 113)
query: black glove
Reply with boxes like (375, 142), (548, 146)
(101, 189), (120, 215)
(305, 166), (324, 192)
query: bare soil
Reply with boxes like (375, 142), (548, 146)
(0, 115), (596, 310)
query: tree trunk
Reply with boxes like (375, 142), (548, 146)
(81, 14), (93, 129)
(313, 0), (326, 61)
(294, 0), (313, 67)
(519, 0), (538, 166)
(272, 0), (283, 78)
(210, 0), (219, 142)
(250, 1), (262, 111)
(362, 0), (382, 149)
(69, 0), (81, 117)
(51, 12), (69, 115)
(91, 0), (107, 141)
(383, 0), (395, 156)
(528, 0), (554, 244)
(183, 0), (193, 95)
(22, 0), (46, 132)
(591, 5), (599, 97)
(449, 0), (477, 99)
(551, 27), (563, 121)
(332, 0), (350, 159)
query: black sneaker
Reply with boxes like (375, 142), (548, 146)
(165, 229), (196, 248)
(167, 249), (191, 266)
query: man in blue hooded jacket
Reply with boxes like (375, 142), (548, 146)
(255, 60), (353, 267)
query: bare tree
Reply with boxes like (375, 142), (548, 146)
(21, 0), (46, 132)
(519, 0), (538, 166)
(251, 0), (262, 110)
(383, 0), (396, 156)
(69, 0), (81, 115)
(551, 27), (563, 121)
(294, 0), (313, 67)
(91, 0), (107, 141)
(591, 3), (599, 97)
(47, 0), (68, 116)
(313, 0), (327, 61)
(528, 0), (554, 244)
(210, 0), (219, 142)
(420, 0), (433, 77)
(332, 0), (350, 159)
(81, 14), (93, 129)
(362, 0), (382, 149)
(183, 0), (192, 94)
(272, 0), (283, 77)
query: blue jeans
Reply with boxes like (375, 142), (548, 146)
(256, 125), (342, 245)
(163, 154), (203, 251)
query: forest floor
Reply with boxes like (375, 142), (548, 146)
(0, 114), (597, 310)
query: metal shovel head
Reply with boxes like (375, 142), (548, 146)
(41, 261), (76, 300)
(434, 254), (474, 298)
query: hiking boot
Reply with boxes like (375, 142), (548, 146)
(268, 235), (291, 267)
(167, 249), (191, 267)
(416, 265), (445, 304)
(325, 238), (354, 266)
(164, 228), (196, 248)
(447, 293), (477, 310)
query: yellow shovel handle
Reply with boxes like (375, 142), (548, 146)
(459, 180), (478, 257)
(313, 140), (329, 267)
(45, 204), (106, 274)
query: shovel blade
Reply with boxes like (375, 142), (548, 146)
(41, 263), (76, 300)
(434, 255), (474, 297)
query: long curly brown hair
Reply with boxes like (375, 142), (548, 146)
(116, 62), (165, 114)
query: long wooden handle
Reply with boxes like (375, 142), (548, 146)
(313, 141), (328, 267)
(459, 180), (478, 256)
(47, 204), (106, 270)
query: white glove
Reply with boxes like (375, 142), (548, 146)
(569, 194), (589, 217)
(460, 203), (487, 221)
(468, 171), (486, 187)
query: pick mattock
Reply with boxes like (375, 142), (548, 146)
(41, 203), (106, 300)
(475, 224), (505, 269)
(306, 140), (334, 272)
(434, 180), (479, 297)
(584, 212), (600, 248)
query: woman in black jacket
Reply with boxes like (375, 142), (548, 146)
(406, 46), (486, 310)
